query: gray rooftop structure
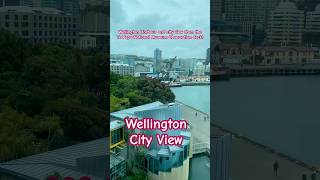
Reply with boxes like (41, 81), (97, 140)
(0, 138), (108, 180)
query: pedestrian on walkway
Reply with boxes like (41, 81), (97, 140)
(273, 161), (279, 176)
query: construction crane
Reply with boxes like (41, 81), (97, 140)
(160, 56), (177, 81)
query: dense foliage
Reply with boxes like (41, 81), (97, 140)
(110, 72), (175, 112)
(0, 30), (107, 162)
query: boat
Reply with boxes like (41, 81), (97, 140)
(211, 65), (230, 81)
(167, 82), (182, 87)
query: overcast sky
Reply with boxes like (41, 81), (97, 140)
(110, 0), (210, 59)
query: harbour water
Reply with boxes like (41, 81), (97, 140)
(173, 76), (320, 167)
(171, 86), (210, 114)
(172, 86), (211, 180)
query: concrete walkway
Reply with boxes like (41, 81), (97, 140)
(222, 129), (317, 180)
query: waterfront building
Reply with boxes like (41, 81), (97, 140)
(194, 61), (206, 76)
(154, 48), (162, 73)
(0, 6), (79, 47)
(111, 102), (192, 180)
(220, 43), (252, 64)
(266, 0), (304, 46)
(110, 63), (134, 76)
(252, 47), (316, 65)
(212, 134), (231, 180)
(304, 4), (320, 47)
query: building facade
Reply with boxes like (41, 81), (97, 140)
(111, 102), (192, 180)
(266, 1), (304, 46)
(154, 48), (162, 73)
(252, 47), (315, 65)
(304, 4), (320, 47)
(0, 6), (79, 47)
(225, 0), (278, 40)
(110, 63), (134, 76)
(80, 35), (96, 49)
(212, 0), (223, 21)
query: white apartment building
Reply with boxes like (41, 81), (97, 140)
(266, 0), (304, 46)
(110, 63), (134, 76)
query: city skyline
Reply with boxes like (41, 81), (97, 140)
(110, 0), (210, 59)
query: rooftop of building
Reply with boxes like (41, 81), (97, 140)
(0, 6), (71, 15)
(0, 138), (107, 180)
(276, 0), (297, 10)
(110, 120), (124, 131)
(111, 101), (163, 118)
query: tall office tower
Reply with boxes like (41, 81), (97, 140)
(212, 0), (223, 21)
(41, 0), (57, 8)
(79, 0), (107, 50)
(266, 0), (304, 46)
(306, 4), (320, 33)
(206, 48), (210, 65)
(154, 48), (162, 73)
(225, 0), (279, 40)
(63, 0), (79, 15)
(304, 4), (320, 47)
(2, 0), (20, 6)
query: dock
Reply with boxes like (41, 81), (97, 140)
(226, 64), (320, 77)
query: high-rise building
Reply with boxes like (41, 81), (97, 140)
(225, 0), (279, 40)
(212, 0), (223, 21)
(19, 0), (33, 6)
(304, 4), (320, 47)
(154, 48), (162, 73)
(79, 0), (108, 51)
(266, 0), (304, 46)
(306, 4), (320, 33)
(1, 0), (20, 6)
(206, 48), (210, 64)
(41, 0), (57, 8)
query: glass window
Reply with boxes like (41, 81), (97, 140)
(23, 15), (28, 20)
(22, 31), (29, 36)
(22, 22), (28, 27)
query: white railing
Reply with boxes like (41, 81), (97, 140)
(193, 142), (210, 155)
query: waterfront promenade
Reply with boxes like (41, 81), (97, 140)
(213, 127), (317, 180)
(176, 97), (316, 180)
(177, 100), (210, 145)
